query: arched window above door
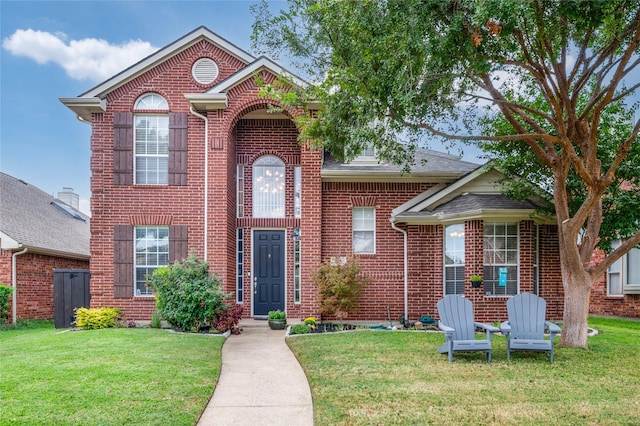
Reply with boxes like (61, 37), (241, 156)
(253, 156), (285, 218)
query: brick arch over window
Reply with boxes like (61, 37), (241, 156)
(222, 98), (299, 141)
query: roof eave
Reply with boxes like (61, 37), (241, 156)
(59, 97), (106, 122)
(184, 93), (228, 110)
(321, 170), (463, 183)
(392, 209), (541, 225)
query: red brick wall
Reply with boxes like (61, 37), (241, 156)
(404, 220), (564, 324)
(589, 249), (640, 318)
(320, 182), (433, 320)
(0, 251), (88, 320)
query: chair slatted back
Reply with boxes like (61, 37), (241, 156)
(437, 295), (476, 340)
(507, 293), (547, 340)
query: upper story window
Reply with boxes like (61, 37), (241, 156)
(349, 145), (378, 165)
(483, 222), (518, 296)
(608, 242), (640, 295)
(253, 156), (285, 218)
(134, 94), (169, 185)
(444, 224), (465, 295)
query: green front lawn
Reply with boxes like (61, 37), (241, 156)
(0, 323), (223, 425)
(287, 316), (640, 425)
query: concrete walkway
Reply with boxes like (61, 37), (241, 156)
(197, 321), (314, 426)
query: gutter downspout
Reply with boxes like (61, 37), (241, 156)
(189, 106), (209, 261)
(390, 219), (408, 323)
(12, 247), (28, 324)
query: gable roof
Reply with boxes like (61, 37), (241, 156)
(185, 56), (311, 110)
(60, 26), (257, 120)
(322, 147), (480, 182)
(0, 173), (90, 259)
(391, 166), (553, 225)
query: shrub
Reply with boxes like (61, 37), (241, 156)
(148, 255), (233, 332)
(268, 309), (286, 320)
(150, 310), (162, 329)
(74, 307), (121, 329)
(213, 304), (244, 334)
(290, 323), (311, 334)
(312, 256), (369, 324)
(0, 284), (13, 324)
(304, 316), (317, 326)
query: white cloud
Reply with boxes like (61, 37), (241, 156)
(2, 29), (158, 82)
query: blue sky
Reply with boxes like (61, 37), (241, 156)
(1, 0), (290, 214)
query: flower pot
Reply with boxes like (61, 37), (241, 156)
(471, 280), (483, 288)
(268, 319), (287, 330)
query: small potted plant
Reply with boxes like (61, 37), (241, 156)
(267, 309), (287, 330)
(470, 275), (483, 288)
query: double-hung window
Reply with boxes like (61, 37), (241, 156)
(353, 207), (375, 254)
(608, 242), (640, 295)
(135, 226), (169, 296)
(134, 94), (169, 185)
(444, 224), (465, 295)
(483, 222), (518, 296)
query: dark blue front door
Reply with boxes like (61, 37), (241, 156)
(253, 230), (285, 316)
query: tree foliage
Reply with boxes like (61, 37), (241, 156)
(253, 0), (640, 347)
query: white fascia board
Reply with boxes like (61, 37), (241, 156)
(408, 166), (488, 213)
(184, 93), (228, 110)
(321, 170), (461, 183)
(394, 209), (538, 225)
(79, 26), (255, 99)
(206, 56), (308, 94)
(59, 97), (106, 122)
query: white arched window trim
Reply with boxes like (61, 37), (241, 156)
(253, 155), (285, 218)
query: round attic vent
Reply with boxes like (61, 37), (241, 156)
(192, 58), (219, 84)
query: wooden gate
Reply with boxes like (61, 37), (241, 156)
(54, 269), (90, 328)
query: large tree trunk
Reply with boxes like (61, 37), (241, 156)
(560, 276), (592, 348)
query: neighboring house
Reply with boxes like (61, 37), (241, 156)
(0, 173), (90, 321)
(60, 26), (566, 323)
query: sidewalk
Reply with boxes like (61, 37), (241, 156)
(197, 320), (314, 426)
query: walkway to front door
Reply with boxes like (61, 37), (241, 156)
(253, 230), (285, 316)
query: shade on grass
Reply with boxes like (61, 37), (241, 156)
(287, 316), (640, 425)
(0, 323), (223, 425)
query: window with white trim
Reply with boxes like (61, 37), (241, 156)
(135, 226), (169, 296)
(134, 94), (169, 184)
(608, 242), (640, 295)
(293, 228), (301, 303)
(294, 166), (301, 219)
(353, 207), (375, 254)
(237, 165), (244, 218)
(444, 224), (465, 295)
(253, 156), (285, 218)
(236, 228), (244, 303)
(483, 222), (518, 296)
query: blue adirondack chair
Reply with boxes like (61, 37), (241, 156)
(500, 293), (561, 363)
(437, 295), (499, 362)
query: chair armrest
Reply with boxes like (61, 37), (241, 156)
(545, 321), (561, 339)
(438, 321), (455, 339)
(475, 322), (499, 340)
(500, 321), (511, 337)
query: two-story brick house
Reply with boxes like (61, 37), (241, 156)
(61, 26), (567, 323)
